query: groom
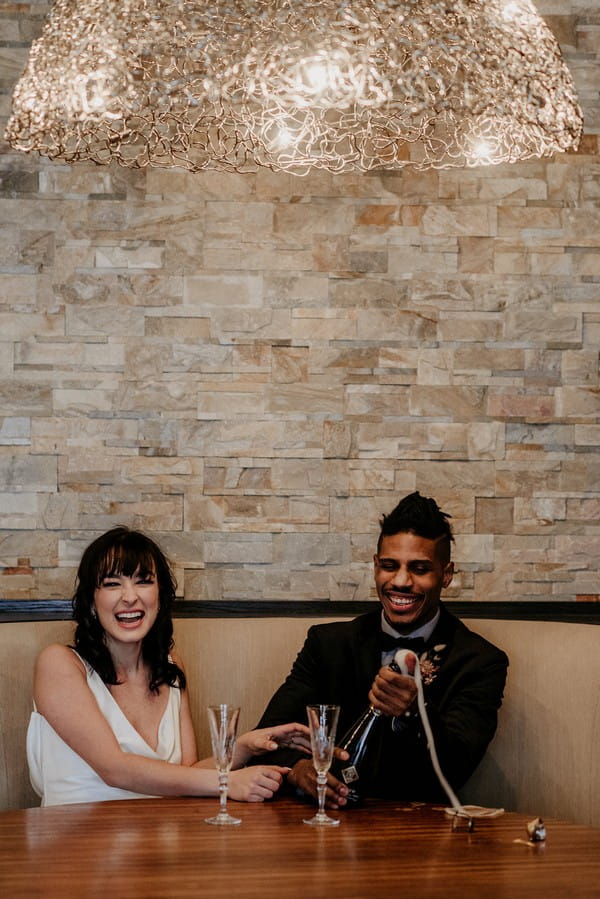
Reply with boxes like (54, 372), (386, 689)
(251, 491), (508, 808)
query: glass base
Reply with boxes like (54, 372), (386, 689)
(303, 812), (340, 827)
(205, 812), (242, 826)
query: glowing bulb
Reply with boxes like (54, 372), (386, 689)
(501, 1), (524, 20)
(70, 71), (112, 116)
(305, 62), (329, 93)
(503, 2), (519, 16)
(294, 56), (346, 104)
(261, 120), (296, 151)
(471, 140), (494, 159)
(274, 126), (294, 148)
(87, 89), (107, 112)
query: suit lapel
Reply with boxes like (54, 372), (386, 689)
(421, 603), (458, 696)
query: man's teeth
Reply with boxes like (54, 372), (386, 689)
(389, 595), (422, 605)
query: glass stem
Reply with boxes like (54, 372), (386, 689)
(316, 773), (327, 817)
(218, 771), (229, 816)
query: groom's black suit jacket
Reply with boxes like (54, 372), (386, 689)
(254, 604), (508, 801)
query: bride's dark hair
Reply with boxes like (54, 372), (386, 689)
(72, 527), (186, 693)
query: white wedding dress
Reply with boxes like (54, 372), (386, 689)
(27, 651), (182, 806)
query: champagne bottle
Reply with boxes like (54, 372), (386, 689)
(334, 656), (408, 806)
(334, 705), (382, 806)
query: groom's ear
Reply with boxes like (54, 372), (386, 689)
(442, 561), (454, 588)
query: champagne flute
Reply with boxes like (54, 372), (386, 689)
(303, 704), (341, 827)
(205, 704), (242, 826)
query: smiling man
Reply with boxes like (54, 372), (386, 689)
(252, 492), (508, 808)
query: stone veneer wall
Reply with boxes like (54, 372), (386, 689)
(0, 2), (598, 605)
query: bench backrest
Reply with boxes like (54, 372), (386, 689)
(0, 616), (597, 826)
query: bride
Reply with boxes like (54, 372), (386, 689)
(27, 526), (309, 806)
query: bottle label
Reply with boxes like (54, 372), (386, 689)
(341, 765), (359, 784)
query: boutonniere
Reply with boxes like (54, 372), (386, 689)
(417, 644), (447, 686)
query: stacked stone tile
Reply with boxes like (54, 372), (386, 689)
(0, 2), (598, 604)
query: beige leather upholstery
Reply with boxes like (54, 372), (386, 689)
(0, 616), (597, 826)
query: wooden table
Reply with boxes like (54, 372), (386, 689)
(0, 797), (598, 898)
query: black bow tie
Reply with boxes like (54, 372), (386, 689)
(379, 633), (427, 653)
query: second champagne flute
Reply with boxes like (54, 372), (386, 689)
(205, 704), (241, 826)
(303, 703), (341, 827)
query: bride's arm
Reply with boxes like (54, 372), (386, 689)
(232, 722), (312, 767)
(33, 644), (287, 802)
(194, 721), (311, 770)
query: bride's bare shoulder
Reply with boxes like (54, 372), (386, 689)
(36, 643), (85, 675)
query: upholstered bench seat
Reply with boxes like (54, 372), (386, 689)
(0, 616), (597, 826)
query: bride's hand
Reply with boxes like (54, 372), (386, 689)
(228, 765), (290, 802)
(234, 722), (311, 765)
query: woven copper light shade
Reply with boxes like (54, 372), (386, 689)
(5, 0), (584, 174)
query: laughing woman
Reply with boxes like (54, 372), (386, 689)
(27, 527), (309, 806)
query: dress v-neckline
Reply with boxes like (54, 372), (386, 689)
(102, 679), (170, 755)
(72, 649), (171, 754)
